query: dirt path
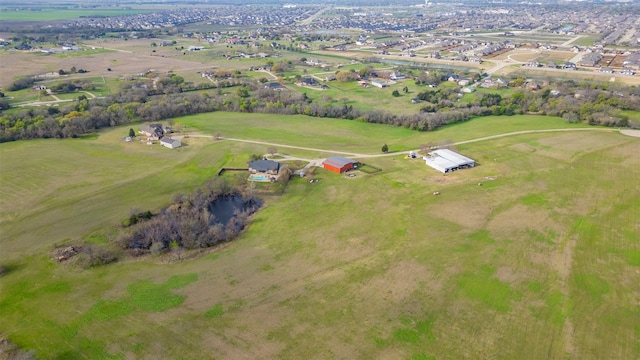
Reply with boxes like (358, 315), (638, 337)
(16, 98), (73, 107)
(189, 135), (362, 157)
(620, 129), (640, 137)
(256, 69), (278, 80)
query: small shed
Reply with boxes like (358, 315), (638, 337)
(323, 156), (357, 174)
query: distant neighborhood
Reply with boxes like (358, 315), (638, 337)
(4, 2), (639, 80)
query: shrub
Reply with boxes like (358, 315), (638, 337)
(76, 245), (119, 268)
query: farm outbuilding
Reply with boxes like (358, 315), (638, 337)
(424, 149), (475, 173)
(322, 156), (357, 174)
(160, 137), (181, 149)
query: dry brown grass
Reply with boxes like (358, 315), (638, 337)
(0, 39), (217, 87)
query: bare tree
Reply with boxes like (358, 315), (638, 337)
(267, 147), (278, 156)
(419, 143), (431, 155)
(438, 139), (454, 150)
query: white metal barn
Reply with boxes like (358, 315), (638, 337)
(160, 137), (182, 149)
(424, 149), (475, 173)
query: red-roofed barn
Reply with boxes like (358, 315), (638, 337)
(322, 156), (357, 174)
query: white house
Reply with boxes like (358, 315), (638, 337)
(371, 80), (388, 88)
(160, 137), (181, 149)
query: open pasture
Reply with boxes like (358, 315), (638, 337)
(179, 112), (593, 155)
(0, 40), (216, 88)
(0, 114), (638, 359)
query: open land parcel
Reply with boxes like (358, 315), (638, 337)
(0, 112), (638, 359)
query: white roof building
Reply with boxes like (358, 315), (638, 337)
(160, 137), (182, 149)
(424, 149), (475, 173)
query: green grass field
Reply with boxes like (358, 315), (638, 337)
(179, 112), (593, 154)
(53, 48), (114, 59)
(0, 114), (638, 359)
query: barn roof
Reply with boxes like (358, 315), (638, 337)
(323, 156), (356, 168)
(431, 149), (474, 165)
(424, 149), (474, 173)
(249, 159), (280, 172)
(160, 137), (180, 145)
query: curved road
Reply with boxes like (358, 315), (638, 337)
(190, 127), (617, 162)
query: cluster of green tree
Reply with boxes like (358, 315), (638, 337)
(57, 66), (88, 75)
(7, 77), (36, 91)
(123, 210), (153, 227)
(0, 91), (8, 111)
(48, 80), (95, 94)
(115, 178), (261, 253)
(416, 80), (640, 127)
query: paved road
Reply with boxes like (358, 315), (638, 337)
(191, 127), (616, 163)
(298, 6), (330, 26)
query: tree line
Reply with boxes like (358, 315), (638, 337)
(1, 73), (639, 143)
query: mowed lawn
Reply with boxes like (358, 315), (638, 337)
(0, 114), (638, 359)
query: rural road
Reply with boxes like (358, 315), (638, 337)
(190, 127), (618, 163)
(15, 91), (99, 107)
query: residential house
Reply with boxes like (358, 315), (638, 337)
(618, 68), (635, 75)
(265, 82), (285, 91)
(139, 124), (165, 140)
(390, 72), (406, 80)
(623, 52), (640, 70)
(249, 159), (280, 174)
(298, 77), (318, 86)
(525, 59), (540, 67)
(248, 159), (281, 181)
(305, 59), (322, 66)
(579, 53), (603, 67)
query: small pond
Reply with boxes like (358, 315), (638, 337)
(207, 195), (262, 225)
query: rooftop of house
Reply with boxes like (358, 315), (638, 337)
(249, 159), (280, 172)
